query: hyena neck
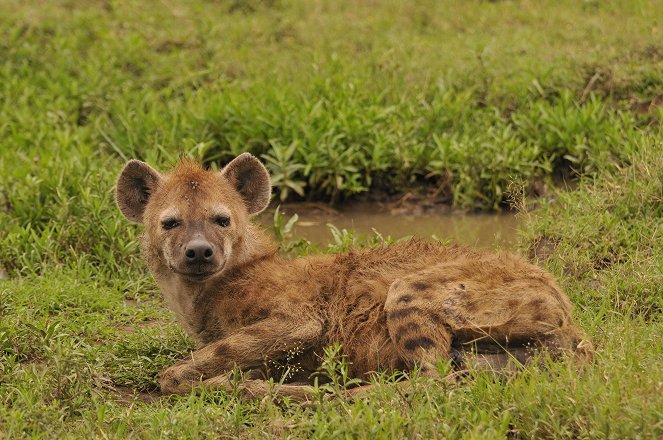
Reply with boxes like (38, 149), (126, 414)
(229, 223), (279, 270)
(155, 274), (204, 336)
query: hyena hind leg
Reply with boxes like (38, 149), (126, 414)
(384, 278), (454, 374)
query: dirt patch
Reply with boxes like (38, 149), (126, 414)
(630, 93), (663, 114)
(123, 298), (139, 307)
(347, 185), (456, 215)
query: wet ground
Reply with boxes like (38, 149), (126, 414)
(260, 203), (520, 250)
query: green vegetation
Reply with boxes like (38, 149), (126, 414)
(0, 0), (661, 438)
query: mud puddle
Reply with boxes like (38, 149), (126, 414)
(260, 203), (520, 250)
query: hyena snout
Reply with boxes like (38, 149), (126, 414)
(184, 238), (215, 264)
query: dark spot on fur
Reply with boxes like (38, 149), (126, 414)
(388, 306), (420, 320)
(256, 308), (270, 319)
(533, 312), (546, 323)
(198, 328), (224, 345)
(394, 322), (421, 342)
(243, 307), (276, 324)
(529, 299), (545, 308)
(411, 281), (431, 291)
(215, 343), (231, 358)
(404, 337), (435, 351)
(429, 312), (444, 325)
(398, 295), (413, 304)
(459, 283), (465, 290)
(394, 358), (409, 371)
(507, 299), (519, 308)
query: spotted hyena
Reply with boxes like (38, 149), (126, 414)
(115, 153), (592, 400)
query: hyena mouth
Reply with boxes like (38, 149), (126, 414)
(174, 270), (218, 282)
(172, 261), (226, 281)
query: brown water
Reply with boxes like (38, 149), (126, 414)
(260, 203), (520, 250)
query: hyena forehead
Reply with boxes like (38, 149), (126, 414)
(159, 168), (240, 203)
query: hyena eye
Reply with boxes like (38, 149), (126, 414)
(161, 218), (180, 230)
(213, 215), (231, 228)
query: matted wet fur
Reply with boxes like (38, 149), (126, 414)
(115, 154), (593, 401)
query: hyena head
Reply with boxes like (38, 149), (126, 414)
(115, 153), (272, 282)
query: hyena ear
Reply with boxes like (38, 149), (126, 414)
(116, 160), (162, 223)
(221, 153), (272, 215)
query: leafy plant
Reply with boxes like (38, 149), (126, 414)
(271, 205), (299, 243)
(262, 141), (307, 201)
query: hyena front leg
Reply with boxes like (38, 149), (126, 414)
(201, 373), (317, 402)
(160, 317), (323, 394)
(384, 277), (454, 374)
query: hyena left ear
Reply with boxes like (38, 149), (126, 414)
(221, 153), (272, 215)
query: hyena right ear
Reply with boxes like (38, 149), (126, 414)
(116, 160), (162, 223)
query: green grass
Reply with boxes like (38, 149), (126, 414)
(1, 0), (662, 438)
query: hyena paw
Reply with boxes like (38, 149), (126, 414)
(159, 363), (204, 395)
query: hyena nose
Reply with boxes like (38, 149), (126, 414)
(184, 239), (214, 264)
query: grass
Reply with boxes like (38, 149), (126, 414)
(0, 0), (662, 438)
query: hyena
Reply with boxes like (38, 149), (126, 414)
(116, 153), (592, 400)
